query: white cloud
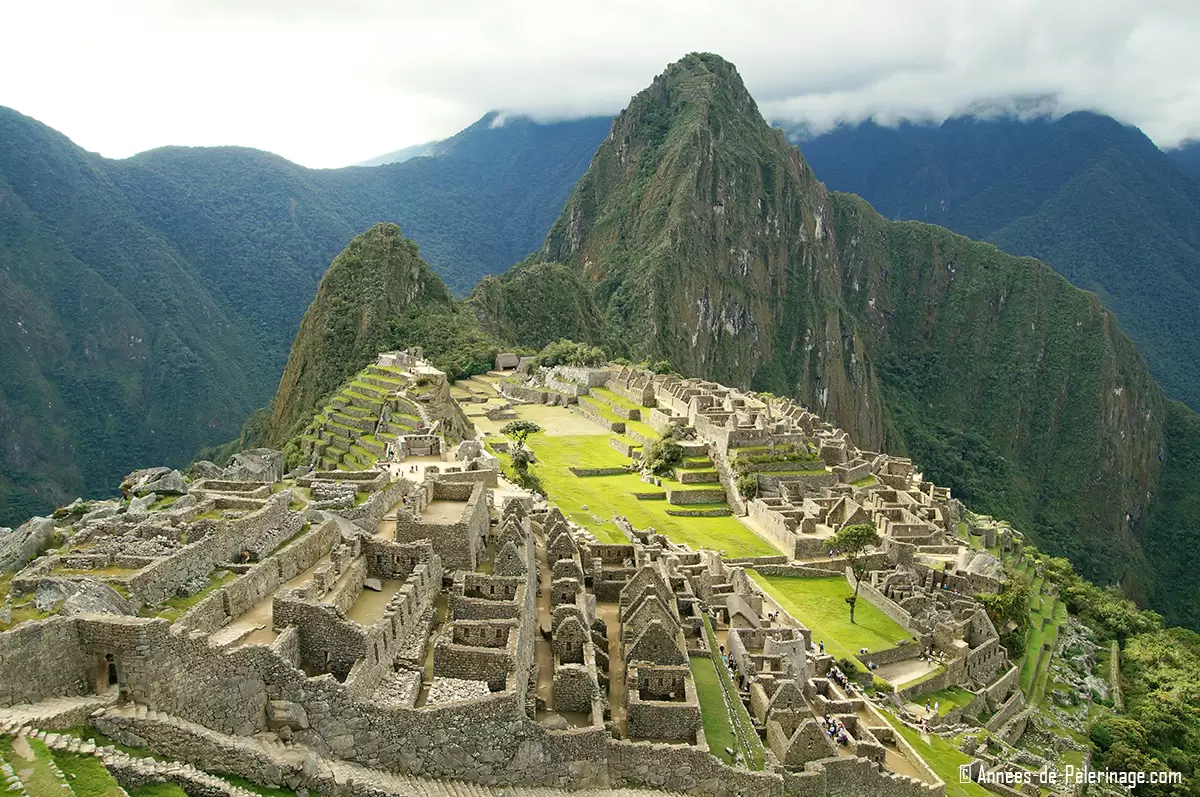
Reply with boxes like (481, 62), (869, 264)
(1, 0), (1198, 167)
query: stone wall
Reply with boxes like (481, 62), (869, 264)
(178, 518), (341, 633)
(393, 481), (488, 570)
(845, 570), (922, 637)
(128, 493), (297, 605)
(432, 469), (499, 488)
(335, 478), (407, 531)
(0, 617), (89, 705)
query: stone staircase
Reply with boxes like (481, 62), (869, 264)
(0, 694), (119, 734)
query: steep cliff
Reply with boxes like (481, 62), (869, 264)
(471, 53), (1170, 595)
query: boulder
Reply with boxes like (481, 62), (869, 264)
(191, 460), (223, 480)
(122, 467), (187, 497)
(0, 517), (57, 571)
(127, 494), (157, 515)
(141, 469), (187, 496)
(223, 449), (285, 483)
(541, 713), (569, 731)
(81, 504), (120, 524)
(35, 577), (135, 616)
(363, 578), (383, 592)
(266, 700), (309, 730)
(171, 494), (199, 511)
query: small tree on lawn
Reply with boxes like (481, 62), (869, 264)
(827, 523), (882, 625)
(501, 420), (542, 451)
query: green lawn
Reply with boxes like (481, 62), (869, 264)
(51, 751), (126, 797)
(130, 785), (189, 797)
(882, 712), (990, 797)
(511, 434), (777, 556)
(691, 615), (764, 768)
(748, 573), (913, 669)
(690, 656), (741, 764)
(1, 735), (73, 797)
(590, 387), (642, 411)
(912, 685), (977, 715)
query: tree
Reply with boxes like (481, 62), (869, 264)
(643, 435), (684, 476)
(501, 420), (542, 450)
(826, 523), (882, 624)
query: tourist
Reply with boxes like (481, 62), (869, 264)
(819, 640), (824, 654)
(925, 699), (931, 714)
(934, 701), (940, 714)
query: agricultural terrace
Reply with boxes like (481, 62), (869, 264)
(476, 402), (777, 556)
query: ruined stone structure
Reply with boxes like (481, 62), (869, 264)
(0, 360), (1038, 797)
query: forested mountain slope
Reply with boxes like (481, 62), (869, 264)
(798, 114), (1200, 411)
(461, 53), (1200, 628)
(0, 108), (606, 525)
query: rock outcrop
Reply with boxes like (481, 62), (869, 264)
(0, 517), (57, 571)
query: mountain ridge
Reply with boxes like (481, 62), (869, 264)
(450, 52), (1189, 622)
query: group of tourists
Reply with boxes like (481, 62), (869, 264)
(828, 665), (851, 691)
(823, 714), (851, 746)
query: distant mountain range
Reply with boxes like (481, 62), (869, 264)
(0, 107), (608, 524)
(794, 113), (1200, 412)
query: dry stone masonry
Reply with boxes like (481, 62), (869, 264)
(0, 357), (1052, 797)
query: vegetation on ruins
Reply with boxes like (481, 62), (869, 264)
(824, 524), (881, 624)
(642, 433), (685, 477)
(527, 338), (607, 369)
(736, 472), (758, 499)
(974, 572), (1032, 657)
(500, 420), (542, 450)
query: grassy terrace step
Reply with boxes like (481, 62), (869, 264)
(748, 572), (914, 672)
(590, 386), (643, 411)
(491, 426), (777, 555)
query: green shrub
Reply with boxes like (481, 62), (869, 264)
(737, 472), (759, 499)
(643, 438), (684, 476)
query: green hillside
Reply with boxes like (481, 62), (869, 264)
(458, 53), (1197, 627)
(0, 108), (606, 524)
(799, 114), (1200, 413)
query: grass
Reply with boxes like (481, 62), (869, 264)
(510, 434), (776, 555)
(155, 570), (238, 622)
(130, 785), (189, 797)
(1, 735), (71, 797)
(692, 615), (764, 769)
(50, 751), (125, 797)
(881, 712), (990, 797)
(748, 572), (913, 670)
(590, 387), (642, 411)
(689, 657), (741, 764)
(913, 685), (976, 715)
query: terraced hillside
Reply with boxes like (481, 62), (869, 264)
(293, 363), (427, 471)
(1015, 560), (1068, 703)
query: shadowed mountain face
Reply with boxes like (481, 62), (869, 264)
(797, 114), (1200, 413)
(0, 108), (607, 525)
(457, 53), (1200, 626)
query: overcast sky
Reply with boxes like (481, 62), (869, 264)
(2, 0), (1198, 168)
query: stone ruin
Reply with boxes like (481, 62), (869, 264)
(0, 361), (1048, 797)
